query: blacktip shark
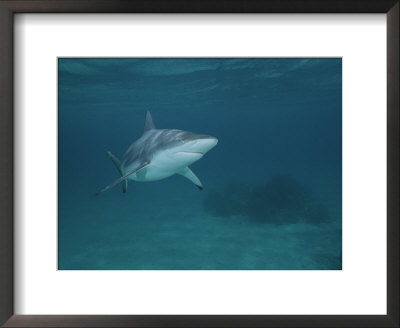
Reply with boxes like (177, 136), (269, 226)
(96, 111), (218, 195)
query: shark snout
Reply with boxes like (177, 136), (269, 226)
(188, 136), (218, 154)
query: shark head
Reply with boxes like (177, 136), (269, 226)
(155, 130), (218, 168)
(171, 131), (218, 155)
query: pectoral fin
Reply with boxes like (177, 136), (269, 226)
(179, 167), (203, 190)
(96, 161), (150, 195)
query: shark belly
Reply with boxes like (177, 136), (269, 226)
(124, 151), (203, 182)
(134, 165), (176, 181)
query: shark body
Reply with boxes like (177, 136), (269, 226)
(97, 111), (218, 195)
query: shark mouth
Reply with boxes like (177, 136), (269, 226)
(177, 151), (204, 155)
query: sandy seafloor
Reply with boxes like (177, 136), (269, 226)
(58, 58), (342, 270)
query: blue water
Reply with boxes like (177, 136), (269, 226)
(58, 58), (342, 270)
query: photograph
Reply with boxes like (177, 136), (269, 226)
(58, 58), (342, 270)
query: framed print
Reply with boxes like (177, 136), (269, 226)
(0, 1), (398, 327)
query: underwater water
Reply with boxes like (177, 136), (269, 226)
(58, 58), (342, 270)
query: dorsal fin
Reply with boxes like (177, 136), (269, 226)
(143, 111), (155, 134)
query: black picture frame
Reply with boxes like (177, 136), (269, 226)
(0, 1), (398, 327)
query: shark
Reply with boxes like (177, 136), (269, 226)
(96, 111), (218, 195)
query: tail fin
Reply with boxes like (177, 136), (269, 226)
(105, 150), (128, 193)
(96, 160), (149, 196)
